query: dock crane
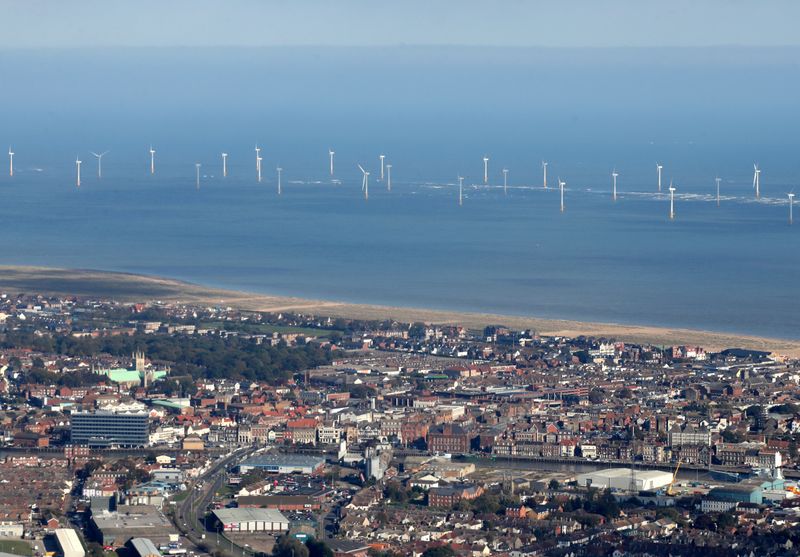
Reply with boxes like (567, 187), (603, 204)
(666, 459), (682, 496)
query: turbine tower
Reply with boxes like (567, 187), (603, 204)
(458, 176), (464, 206)
(503, 168), (509, 195)
(611, 168), (619, 201)
(715, 177), (721, 207)
(483, 156), (489, 184)
(277, 167), (282, 195)
(379, 154), (385, 181)
(195, 163), (201, 189)
(90, 150), (109, 179)
(669, 181), (676, 220)
(558, 178), (565, 212)
(358, 164), (369, 201)
(75, 157), (82, 188)
(386, 164), (392, 191)
(149, 145), (156, 175)
(222, 153), (228, 178)
(789, 193), (795, 225)
(753, 164), (761, 199)
(542, 161), (548, 189)
(8, 147), (13, 177)
(656, 163), (663, 192)
(255, 145), (262, 180)
(329, 149), (335, 176)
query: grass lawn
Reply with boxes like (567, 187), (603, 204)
(199, 320), (342, 338)
(172, 490), (190, 502)
(0, 540), (33, 556)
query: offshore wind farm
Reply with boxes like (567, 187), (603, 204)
(1, 46), (799, 341)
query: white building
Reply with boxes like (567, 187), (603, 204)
(55, 528), (85, 557)
(212, 508), (289, 533)
(575, 468), (673, 492)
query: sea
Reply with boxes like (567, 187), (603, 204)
(0, 46), (798, 339)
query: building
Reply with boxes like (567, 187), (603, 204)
(238, 454), (325, 475)
(212, 508), (289, 533)
(237, 495), (320, 511)
(90, 505), (178, 546)
(427, 424), (470, 454)
(428, 484), (484, 507)
(54, 528), (85, 557)
(668, 424), (711, 447)
(326, 540), (371, 557)
(128, 538), (161, 557)
(705, 484), (763, 505)
(70, 411), (149, 448)
(0, 522), (24, 538)
(575, 468), (673, 492)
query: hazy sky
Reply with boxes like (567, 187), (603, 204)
(2, 0), (800, 49)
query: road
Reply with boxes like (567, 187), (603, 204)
(174, 447), (256, 557)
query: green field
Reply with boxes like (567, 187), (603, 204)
(0, 540), (33, 556)
(199, 321), (342, 338)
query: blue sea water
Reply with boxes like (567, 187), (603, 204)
(0, 47), (798, 339)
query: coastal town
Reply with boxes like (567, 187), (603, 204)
(1, 292), (800, 557)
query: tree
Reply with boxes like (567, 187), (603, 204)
(306, 539), (333, 557)
(588, 388), (606, 404)
(421, 546), (456, 557)
(470, 492), (501, 515)
(272, 536), (309, 557)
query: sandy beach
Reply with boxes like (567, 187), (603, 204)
(0, 265), (798, 358)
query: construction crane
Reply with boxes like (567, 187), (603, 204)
(666, 459), (682, 496)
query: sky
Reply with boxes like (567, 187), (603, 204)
(2, 0), (800, 49)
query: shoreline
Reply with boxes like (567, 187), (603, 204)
(0, 264), (798, 358)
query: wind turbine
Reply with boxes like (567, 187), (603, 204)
(8, 147), (13, 177)
(611, 168), (619, 202)
(277, 167), (282, 195)
(715, 176), (721, 207)
(149, 145), (156, 175)
(75, 157), (82, 188)
(558, 178), (565, 212)
(255, 145), (262, 181)
(542, 161), (548, 189)
(329, 149), (335, 177)
(90, 150), (109, 179)
(195, 163), (201, 189)
(458, 176), (464, 206)
(789, 192), (795, 225)
(503, 168), (509, 195)
(358, 164), (369, 201)
(669, 180), (676, 220)
(379, 154), (385, 181)
(386, 164), (392, 191)
(656, 163), (663, 192)
(483, 156), (489, 184)
(753, 164), (761, 199)
(222, 153), (228, 178)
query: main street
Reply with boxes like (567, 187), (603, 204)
(174, 447), (256, 557)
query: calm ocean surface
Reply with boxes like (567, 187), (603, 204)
(0, 47), (798, 339)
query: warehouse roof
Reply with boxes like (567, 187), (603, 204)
(55, 528), (85, 557)
(213, 508), (289, 524)
(129, 537), (161, 557)
(240, 453), (324, 467)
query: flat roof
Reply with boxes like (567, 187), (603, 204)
(240, 454), (324, 467)
(577, 468), (673, 480)
(212, 508), (289, 524)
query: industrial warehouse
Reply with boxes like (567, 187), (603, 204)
(237, 453), (325, 475)
(212, 508), (290, 533)
(575, 468), (674, 492)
